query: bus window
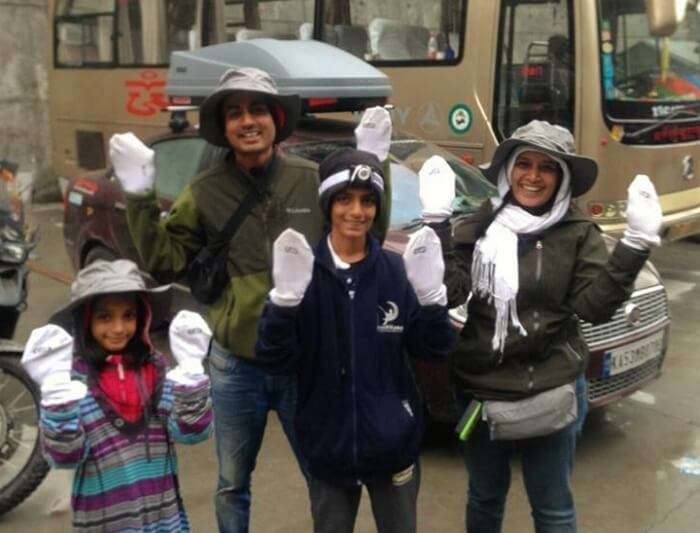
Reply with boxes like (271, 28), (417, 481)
(55, 0), (202, 67)
(597, 0), (700, 145)
(493, 0), (575, 140)
(117, 0), (201, 65)
(316, 0), (467, 63)
(204, 0), (314, 45)
(55, 0), (115, 66)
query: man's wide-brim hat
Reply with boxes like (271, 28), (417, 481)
(199, 67), (301, 148)
(480, 120), (598, 197)
(51, 259), (171, 330)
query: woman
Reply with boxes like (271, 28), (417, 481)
(419, 120), (662, 532)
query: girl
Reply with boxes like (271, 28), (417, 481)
(21, 259), (213, 532)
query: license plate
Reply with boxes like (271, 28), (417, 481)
(603, 331), (664, 378)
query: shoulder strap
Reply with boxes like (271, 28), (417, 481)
(207, 187), (261, 252)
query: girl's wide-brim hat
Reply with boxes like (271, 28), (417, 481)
(199, 67), (301, 148)
(480, 120), (598, 197)
(51, 259), (171, 329)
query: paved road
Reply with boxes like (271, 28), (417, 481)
(1, 204), (699, 532)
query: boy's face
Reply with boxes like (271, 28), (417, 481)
(330, 186), (377, 240)
(90, 294), (138, 354)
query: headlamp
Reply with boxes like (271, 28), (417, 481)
(351, 165), (373, 182)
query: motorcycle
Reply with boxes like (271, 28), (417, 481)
(0, 159), (48, 515)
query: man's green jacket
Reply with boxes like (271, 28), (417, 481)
(126, 150), (391, 359)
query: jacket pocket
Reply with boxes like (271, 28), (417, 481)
(297, 389), (351, 470)
(533, 331), (588, 391)
(356, 392), (421, 470)
(452, 324), (501, 374)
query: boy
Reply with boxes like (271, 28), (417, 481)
(256, 148), (455, 533)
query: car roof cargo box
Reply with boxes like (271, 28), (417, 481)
(166, 39), (392, 113)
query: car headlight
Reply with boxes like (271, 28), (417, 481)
(0, 243), (26, 263)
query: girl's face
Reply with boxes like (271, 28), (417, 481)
(509, 150), (562, 208)
(90, 294), (138, 353)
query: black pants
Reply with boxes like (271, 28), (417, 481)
(307, 463), (420, 533)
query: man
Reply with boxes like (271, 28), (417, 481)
(255, 148), (455, 533)
(108, 67), (392, 533)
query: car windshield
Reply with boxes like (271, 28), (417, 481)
(287, 139), (496, 230)
(152, 137), (209, 200)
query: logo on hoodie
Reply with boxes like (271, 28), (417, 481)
(377, 301), (403, 333)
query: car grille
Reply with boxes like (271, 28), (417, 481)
(588, 357), (661, 403)
(579, 287), (668, 348)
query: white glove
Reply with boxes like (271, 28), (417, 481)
(622, 174), (662, 250)
(269, 228), (314, 307)
(21, 325), (86, 406)
(419, 155), (456, 224)
(403, 227), (447, 306)
(109, 132), (156, 195)
(355, 106), (392, 161)
(167, 310), (212, 386)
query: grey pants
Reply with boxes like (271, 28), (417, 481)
(308, 463), (420, 533)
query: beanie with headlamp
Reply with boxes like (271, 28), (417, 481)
(317, 148), (385, 220)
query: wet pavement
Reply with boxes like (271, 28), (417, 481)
(1, 203), (699, 532)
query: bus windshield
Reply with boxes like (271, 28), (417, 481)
(598, 0), (700, 125)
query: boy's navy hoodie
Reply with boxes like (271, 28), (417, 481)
(256, 233), (455, 486)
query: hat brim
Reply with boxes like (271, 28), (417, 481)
(50, 285), (172, 332)
(480, 138), (598, 197)
(199, 90), (301, 148)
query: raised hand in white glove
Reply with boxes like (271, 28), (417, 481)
(109, 132), (156, 195)
(21, 325), (86, 406)
(167, 310), (212, 386)
(419, 155), (456, 224)
(355, 106), (392, 161)
(269, 228), (314, 307)
(622, 174), (662, 250)
(403, 227), (447, 306)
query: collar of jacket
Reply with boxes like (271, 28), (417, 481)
(226, 149), (280, 196)
(314, 230), (382, 284)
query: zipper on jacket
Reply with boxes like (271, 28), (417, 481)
(532, 240), (544, 338)
(348, 295), (359, 477)
(262, 197), (273, 275)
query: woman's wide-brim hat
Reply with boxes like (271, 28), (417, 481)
(199, 67), (301, 148)
(50, 259), (171, 330)
(480, 120), (598, 197)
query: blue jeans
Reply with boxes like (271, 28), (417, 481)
(209, 340), (304, 533)
(461, 376), (588, 533)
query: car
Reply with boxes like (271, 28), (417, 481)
(63, 38), (670, 423)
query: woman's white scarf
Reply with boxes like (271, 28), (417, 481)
(471, 147), (572, 353)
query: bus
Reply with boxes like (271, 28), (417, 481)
(50, 0), (700, 240)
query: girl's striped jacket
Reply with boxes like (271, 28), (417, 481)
(40, 355), (213, 532)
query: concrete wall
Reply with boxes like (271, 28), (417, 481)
(0, 0), (53, 200)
